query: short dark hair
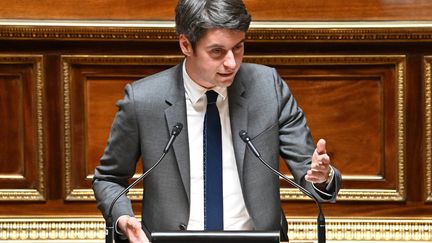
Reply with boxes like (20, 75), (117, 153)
(175, 0), (251, 49)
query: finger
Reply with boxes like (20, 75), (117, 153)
(312, 154), (330, 172)
(305, 173), (320, 183)
(316, 139), (326, 155)
(305, 169), (327, 183)
(310, 163), (329, 171)
(127, 218), (142, 230)
(126, 219), (149, 243)
(316, 154), (330, 165)
(128, 230), (149, 243)
(134, 230), (149, 243)
(305, 170), (318, 182)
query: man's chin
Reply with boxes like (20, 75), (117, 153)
(217, 78), (235, 87)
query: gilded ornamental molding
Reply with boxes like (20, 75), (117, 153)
(247, 55), (406, 202)
(61, 55), (184, 201)
(1, 20), (432, 42)
(424, 56), (432, 202)
(0, 216), (430, 242)
(61, 55), (406, 202)
(0, 55), (45, 201)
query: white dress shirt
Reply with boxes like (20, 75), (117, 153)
(182, 61), (254, 230)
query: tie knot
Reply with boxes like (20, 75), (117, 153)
(206, 90), (218, 104)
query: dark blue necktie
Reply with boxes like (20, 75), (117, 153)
(203, 90), (223, 230)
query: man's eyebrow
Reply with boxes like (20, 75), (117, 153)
(235, 39), (246, 46)
(206, 39), (246, 49)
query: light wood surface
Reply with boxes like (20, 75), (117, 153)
(0, 0), (432, 20)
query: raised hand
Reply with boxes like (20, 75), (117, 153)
(305, 139), (331, 184)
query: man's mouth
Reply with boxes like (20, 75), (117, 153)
(218, 72), (234, 77)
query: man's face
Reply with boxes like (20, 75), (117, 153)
(180, 28), (245, 89)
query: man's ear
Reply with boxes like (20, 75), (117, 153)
(179, 34), (193, 56)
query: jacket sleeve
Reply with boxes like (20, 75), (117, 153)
(274, 69), (341, 202)
(92, 83), (141, 228)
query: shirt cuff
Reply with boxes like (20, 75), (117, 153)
(312, 166), (335, 197)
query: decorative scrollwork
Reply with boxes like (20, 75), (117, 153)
(424, 57), (432, 202)
(1, 21), (432, 42)
(0, 216), (431, 242)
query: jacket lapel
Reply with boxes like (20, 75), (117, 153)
(164, 65), (191, 202)
(228, 76), (248, 185)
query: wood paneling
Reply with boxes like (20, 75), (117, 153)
(62, 56), (183, 200)
(0, 72), (24, 176)
(246, 56), (406, 201)
(0, 7), (432, 241)
(0, 0), (432, 21)
(0, 55), (45, 201)
(60, 55), (407, 202)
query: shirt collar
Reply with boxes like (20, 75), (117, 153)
(182, 60), (227, 104)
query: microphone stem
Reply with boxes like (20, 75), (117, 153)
(240, 131), (326, 243)
(105, 150), (167, 243)
(256, 153), (326, 243)
(107, 150), (167, 216)
(103, 123), (183, 243)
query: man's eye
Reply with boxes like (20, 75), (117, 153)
(233, 45), (243, 52)
(212, 49), (223, 55)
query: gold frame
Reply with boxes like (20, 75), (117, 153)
(424, 56), (432, 202)
(0, 20), (427, 242)
(0, 55), (45, 201)
(61, 55), (184, 201)
(62, 55), (405, 202)
(248, 55), (406, 202)
(0, 216), (431, 242)
(1, 20), (432, 42)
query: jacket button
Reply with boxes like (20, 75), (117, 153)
(179, 224), (187, 230)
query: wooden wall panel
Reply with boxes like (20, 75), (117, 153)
(86, 78), (129, 175)
(246, 55), (406, 201)
(0, 0), (431, 21)
(0, 72), (24, 176)
(62, 56), (182, 200)
(0, 55), (45, 201)
(60, 55), (407, 203)
(0, 18), (432, 243)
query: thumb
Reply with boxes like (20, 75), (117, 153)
(316, 139), (326, 155)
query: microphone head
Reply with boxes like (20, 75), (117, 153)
(239, 130), (250, 142)
(172, 123), (183, 136)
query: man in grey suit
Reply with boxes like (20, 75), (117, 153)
(93, 0), (341, 242)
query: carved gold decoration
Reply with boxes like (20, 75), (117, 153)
(425, 56), (432, 202)
(397, 59), (407, 201)
(0, 216), (105, 241)
(62, 57), (72, 201)
(0, 20), (432, 42)
(0, 216), (431, 242)
(0, 55), (45, 201)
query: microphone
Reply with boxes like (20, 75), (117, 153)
(105, 123), (183, 243)
(239, 130), (326, 243)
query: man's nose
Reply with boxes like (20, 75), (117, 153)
(224, 50), (236, 69)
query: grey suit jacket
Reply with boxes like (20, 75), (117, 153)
(93, 62), (341, 239)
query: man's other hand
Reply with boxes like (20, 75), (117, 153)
(118, 216), (150, 243)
